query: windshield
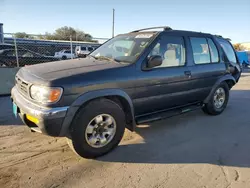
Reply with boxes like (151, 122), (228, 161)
(90, 33), (155, 63)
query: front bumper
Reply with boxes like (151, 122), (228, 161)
(11, 86), (69, 136)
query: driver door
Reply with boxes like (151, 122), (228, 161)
(134, 35), (194, 116)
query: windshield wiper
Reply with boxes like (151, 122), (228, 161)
(88, 54), (97, 60)
(95, 56), (120, 63)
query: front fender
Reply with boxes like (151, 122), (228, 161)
(60, 89), (135, 136)
(204, 74), (236, 103)
(71, 89), (134, 107)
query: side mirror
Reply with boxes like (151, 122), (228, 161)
(147, 55), (162, 69)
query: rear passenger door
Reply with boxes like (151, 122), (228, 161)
(186, 36), (226, 101)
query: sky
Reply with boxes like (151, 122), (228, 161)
(0, 0), (249, 43)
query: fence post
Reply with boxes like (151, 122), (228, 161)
(0, 23), (4, 43)
(70, 35), (73, 59)
(13, 35), (19, 67)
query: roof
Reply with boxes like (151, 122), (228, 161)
(127, 26), (216, 37)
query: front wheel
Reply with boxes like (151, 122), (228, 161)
(202, 82), (229, 115)
(67, 98), (125, 158)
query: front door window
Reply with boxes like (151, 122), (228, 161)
(148, 36), (186, 68)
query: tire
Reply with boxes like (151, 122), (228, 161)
(202, 82), (229, 115)
(62, 56), (67, 60)
(68, 98), (125, 158)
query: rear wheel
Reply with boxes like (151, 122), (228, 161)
(202, 82), (229, 115)
(67, 98), (125, 158)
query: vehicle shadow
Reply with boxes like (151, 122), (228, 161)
(1, 90), (250, 168)
(99, 90), (250, 167)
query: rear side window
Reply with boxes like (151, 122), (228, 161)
(190, 38), (210, 64)
(190, 37), (219, 64)
(217, 38), (237, 63)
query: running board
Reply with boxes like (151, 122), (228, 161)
(136, 103), (202, 124)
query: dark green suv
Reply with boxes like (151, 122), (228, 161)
(11, 27), (241, 158)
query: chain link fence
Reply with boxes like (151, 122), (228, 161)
(0, 33), (109, 67)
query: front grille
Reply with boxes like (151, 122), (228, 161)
(16, 76), (29, 96)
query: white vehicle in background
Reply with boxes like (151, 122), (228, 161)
(54, 50), (76, 60)
(75, 46), (95, 57)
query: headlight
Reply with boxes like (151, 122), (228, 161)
(30, 85), (63, 103)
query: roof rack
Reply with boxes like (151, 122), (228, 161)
(214, 34), (231, 41)
(214, 35), (223, 38)
(130, 26), (172, 33)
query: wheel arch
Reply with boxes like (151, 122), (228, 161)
(204, 74), (236, 104)
(60, 89), (135, 136)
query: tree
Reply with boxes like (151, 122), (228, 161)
(39, 26), (96, 42)
(233, 43), (245, 51)
(14, 32), (33, 39)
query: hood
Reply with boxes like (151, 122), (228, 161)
(21, 57), (126, 81)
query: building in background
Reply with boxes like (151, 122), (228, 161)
(240, 42), (250, 51)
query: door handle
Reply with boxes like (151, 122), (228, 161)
(184, 71), (192, 78)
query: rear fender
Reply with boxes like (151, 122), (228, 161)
(204, 74), (236, 104)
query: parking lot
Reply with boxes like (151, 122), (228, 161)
(0, 70), (250, 188)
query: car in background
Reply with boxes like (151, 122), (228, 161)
(236, 51), (249, 68)
(0, 49), (59, 67)
(54, 50), (76, 60)
(0, 43), (16, 50)
(75, 46), (95, 57)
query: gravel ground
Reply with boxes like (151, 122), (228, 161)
(0, 71), (250, 188)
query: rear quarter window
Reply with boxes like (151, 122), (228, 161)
(217, 38), (237, 63)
